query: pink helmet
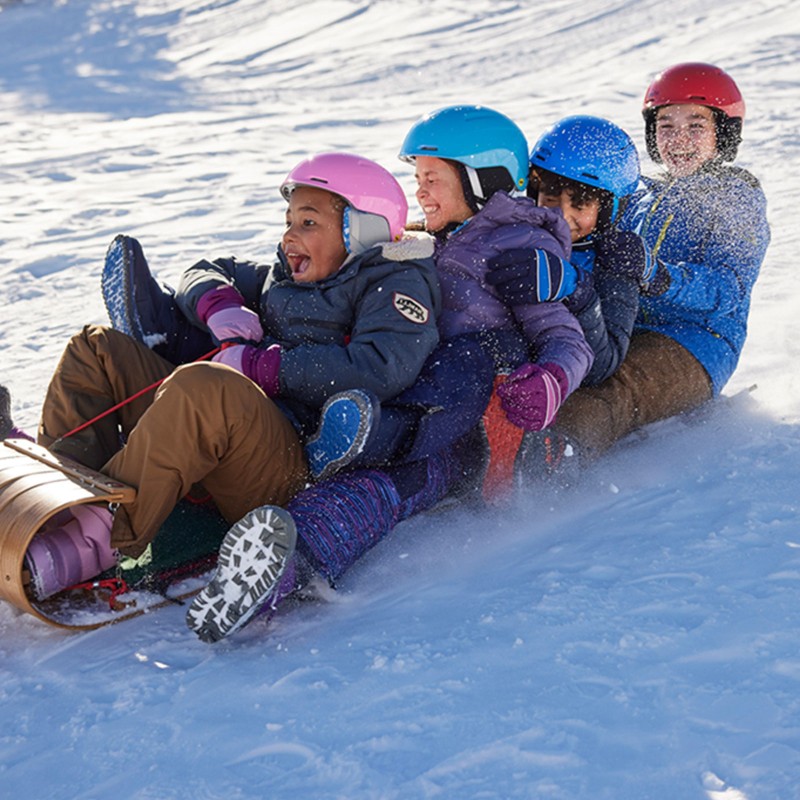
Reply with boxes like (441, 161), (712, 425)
(281, 153), (408, 252)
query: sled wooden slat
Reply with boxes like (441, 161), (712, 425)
(0, 440), (137, 625)
(2, 439), (136, 500)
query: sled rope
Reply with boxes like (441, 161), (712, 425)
(54, 345), (226, 443)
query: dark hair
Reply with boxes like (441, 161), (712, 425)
(529, 167), (616, 232)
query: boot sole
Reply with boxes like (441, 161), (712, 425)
(185, 505), (297, 643)
(101, 234), (143, 340)
(305, 391), (375, 481)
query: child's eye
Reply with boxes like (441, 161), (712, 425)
(302, 218), (316, 227)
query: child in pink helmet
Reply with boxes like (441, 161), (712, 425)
(9, 153), (440, 604)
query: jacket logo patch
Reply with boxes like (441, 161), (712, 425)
(393, 292), (430, 324)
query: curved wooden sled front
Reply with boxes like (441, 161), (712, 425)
(0, 439), (138, 629)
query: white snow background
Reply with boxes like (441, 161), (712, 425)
(1, 0), (800, 798)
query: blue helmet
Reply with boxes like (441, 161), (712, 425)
(399, 105), (529, 209)
(529, 115), (640, 222)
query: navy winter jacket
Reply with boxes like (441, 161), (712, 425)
(568, 240), (640, 386)
(176, 239), (441, 428)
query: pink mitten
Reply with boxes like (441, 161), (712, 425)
(496, 362), (569, 431)
(198, 286), (263, 343)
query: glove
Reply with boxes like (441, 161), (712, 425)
(562, 266), (596, 314)
(487, 248), (578, 305)
(593, 229), (655, 284)
(212, 343), (281, 397)
(641, 258), (671, 297)
(496, 362), (568, 432)
(197, 285), (264, 344)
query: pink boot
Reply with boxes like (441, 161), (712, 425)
(24, 505), (118, 600)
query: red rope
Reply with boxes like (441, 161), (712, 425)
(56, 345), (223, 442)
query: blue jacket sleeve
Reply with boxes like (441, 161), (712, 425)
(644, 172), (769, 320)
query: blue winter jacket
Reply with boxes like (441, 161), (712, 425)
(175, 239), (441, 431)
(621, 163), (770, 395)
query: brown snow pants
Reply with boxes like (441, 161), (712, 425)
(554, 330), (713, 462)
(39, 325), (308, 557)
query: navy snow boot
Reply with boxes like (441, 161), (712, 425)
(102, 234), (213, 364)
(0, 385), (33, 442)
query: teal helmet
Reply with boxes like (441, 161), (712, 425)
(399, 105), (529, 210)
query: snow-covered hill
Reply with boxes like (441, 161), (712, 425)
(1, 1), (799, 797)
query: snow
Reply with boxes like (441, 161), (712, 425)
(1, 0), (799, 797)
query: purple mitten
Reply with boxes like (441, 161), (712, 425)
(497, 362), (569, 431)
(213, 344), (281, 397)
(197, 285), (264, 343)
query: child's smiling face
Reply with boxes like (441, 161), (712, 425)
(282, 186), (349, 283)
(413, 156), (474, 233)
(537, 186), (600, 243)
(655, 103), (718, 177)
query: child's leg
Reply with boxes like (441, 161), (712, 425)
(102, 362), (308, 559)
(187, 446), (471, 641)
(545, 330), (713, 464)
(292, 449), (460, 583)
(391, 333), (496, 464)
(24, 505), (117, 600)
(38, 325), (176, 469)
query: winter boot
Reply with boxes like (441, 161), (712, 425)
(305, 389), (380, 481)
(101, 234), (213, 364)
(186, 505), (299, 643)
(0, 385), (34, 442)
(24, 505), (117, 600)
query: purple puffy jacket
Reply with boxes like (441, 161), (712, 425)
(434, 191), (594, 394)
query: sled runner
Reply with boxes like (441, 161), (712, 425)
(0, 439), (228, 631)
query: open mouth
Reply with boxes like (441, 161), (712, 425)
(286, 252), (311, 276)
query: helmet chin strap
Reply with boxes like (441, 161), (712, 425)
(465, 166), (486, 208)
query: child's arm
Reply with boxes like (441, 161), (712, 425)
(633, 172), (769, 313)
(567, 229), (650, 385)
(175, 256), (273, 340)
(498, 302), (595, 430)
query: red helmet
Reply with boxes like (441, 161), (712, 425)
(642, 62), (745, 163)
